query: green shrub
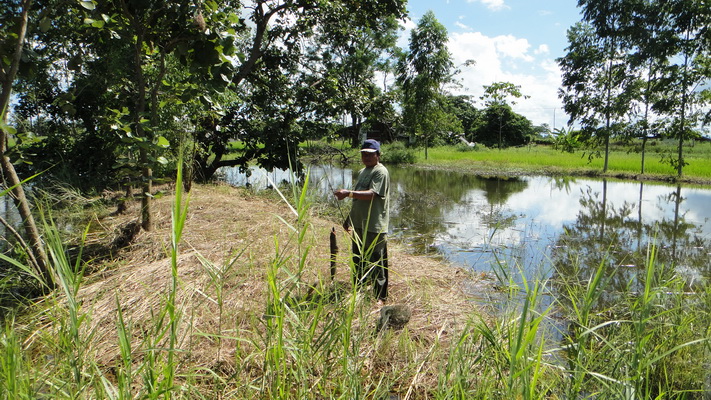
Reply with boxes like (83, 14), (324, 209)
(382, 141), (416, 164)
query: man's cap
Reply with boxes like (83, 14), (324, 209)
(361, 139), (380, 153)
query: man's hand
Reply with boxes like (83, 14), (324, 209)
(334, 189), (350, 200)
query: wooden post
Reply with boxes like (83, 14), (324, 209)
(330, 227), (338, 280)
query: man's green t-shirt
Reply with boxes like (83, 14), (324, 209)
(349, 163), (390, 234)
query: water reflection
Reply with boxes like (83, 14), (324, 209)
(0, 194), (22, 254)
(551, 181), (709, 294)
(219, 165), (711, 288)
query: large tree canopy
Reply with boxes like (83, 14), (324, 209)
(6, 0), (407, 231)
(474, 105), (533, 148)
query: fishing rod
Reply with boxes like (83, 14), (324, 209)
(321, 164), (350, 281)
(321, 164), (348, 222)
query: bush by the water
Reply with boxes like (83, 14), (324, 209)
(382, 142), (416, 164)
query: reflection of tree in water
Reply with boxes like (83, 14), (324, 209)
(480, 176), (528, 205)
(390, 168), (476, 253)
(551, 181), (709, 297)
(549, 182), (711, 397)
(654, 187), (709, 285)
(550, 176), (576, 194)
(388, 169), (528, 253)
(479, 177), (527, 233)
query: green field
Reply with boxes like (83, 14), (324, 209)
(380, 139), (711, 184)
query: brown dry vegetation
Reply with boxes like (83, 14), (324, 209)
(30, 183), (489, 397)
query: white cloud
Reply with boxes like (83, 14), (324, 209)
(534, 44), (550, 55)
(446, 31), (564, 127)
(455, 21), (470, 30)
(493, 35), (533, 61)
(469, 0), (510, 12)
(397, 15), (566, 127)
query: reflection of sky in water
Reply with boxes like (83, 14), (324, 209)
(433, 176), (711, 281)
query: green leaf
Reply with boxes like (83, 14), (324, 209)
(79, 1), (95, 10)
(156, 156), (169, 165)
(39, 18), (51, 32)
(156, 136), (170, 148)
(0, 121), (17, 135)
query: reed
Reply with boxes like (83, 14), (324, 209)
(426, 237), (710, 399)
(0, 318), (31, 398)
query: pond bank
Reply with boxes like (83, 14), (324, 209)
(413, 162), (711, 186)
(19, 182), (489, 398)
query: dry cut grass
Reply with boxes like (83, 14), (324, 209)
(31, 183), (487, 397)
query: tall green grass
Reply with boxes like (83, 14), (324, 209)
(0, 165), (709, 399)
(430, 242), (710, 399)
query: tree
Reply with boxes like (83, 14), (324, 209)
(12, 0), (407, 227)
(397, 10), (455, 159)
(479, 82), (529, 149)
(1, 0), (52, 285)
(444, 95), (481, 143)
(89, 0), (237, 231)
(560, 0), (709, 176)
(558, 5), (637, 172)
(625, 0), (673, 174)
(14, 0), (235, 230)
(659, 0), (710, 177)
(172, 0), (408, 180)
(300, 11), (401, 148)
(475, 104), (533, 148)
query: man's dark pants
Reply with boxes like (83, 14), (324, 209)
(352, 229), (388, 301)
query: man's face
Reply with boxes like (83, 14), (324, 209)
(361, 151), (379, 167)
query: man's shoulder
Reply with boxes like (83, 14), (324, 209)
(374, 163), (389, 174)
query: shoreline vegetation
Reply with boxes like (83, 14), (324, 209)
(2, 144), (710, 398)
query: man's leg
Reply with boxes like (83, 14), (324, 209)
(353, 230), (388, 300)
(369, 234), (388, 301)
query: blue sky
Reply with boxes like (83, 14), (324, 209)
(399, 0), (584, 129)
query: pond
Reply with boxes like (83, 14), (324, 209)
(221, 164), (711, 298)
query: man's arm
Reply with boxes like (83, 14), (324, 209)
(334, 189), (377, 201)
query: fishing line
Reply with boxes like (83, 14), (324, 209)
(321, 164), (348, 222)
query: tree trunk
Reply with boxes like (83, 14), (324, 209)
(676, 37), (692, 178)
(0, 0), (52, 287)
(641, 137), (647, 174)
(131, 23), (153, 231)
(350, 114), (361, 148)
(140, 148), (153, 231)
(0, 153), (51, 285)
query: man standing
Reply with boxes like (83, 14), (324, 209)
(334, 139), (390, 302)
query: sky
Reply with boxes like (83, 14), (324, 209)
(399, 0), (585, 129)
